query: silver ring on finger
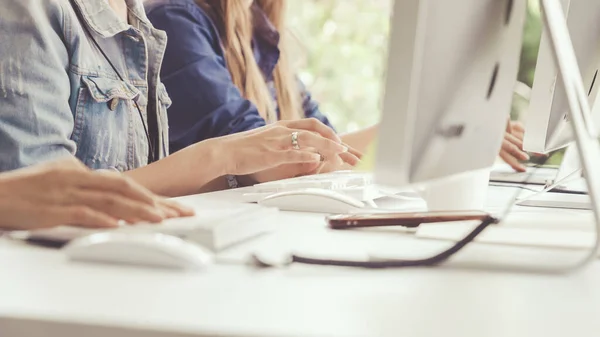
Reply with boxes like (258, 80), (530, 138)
(291, 131), (300, 150)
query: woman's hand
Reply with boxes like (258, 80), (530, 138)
(0, 158), (194, 231)
(244, 149), (360, 184)
(499, 120), (530, 172)
(218, 119), (359, 177)
(316, 145), (363, 173)
(311, 153), (357, 175)
(296, 144), (363, 177)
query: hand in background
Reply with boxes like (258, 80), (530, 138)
(0, 158), (194, 231)
(499, 120), (530, 172)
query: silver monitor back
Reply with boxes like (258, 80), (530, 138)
(523, 0), (600, 154)
(375, 0), (526, 188)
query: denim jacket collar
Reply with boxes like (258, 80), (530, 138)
(72, 0), (153, 38)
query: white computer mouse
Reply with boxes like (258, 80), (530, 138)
(258, 188), (365, 213)
(63, 232), (213, 271)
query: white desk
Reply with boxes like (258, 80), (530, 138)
(2, 186), (600, 337)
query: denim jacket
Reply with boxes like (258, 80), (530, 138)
(0, 0), (171, 172)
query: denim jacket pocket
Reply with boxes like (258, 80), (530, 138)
(82, 76), (140, 103)
(157, 83), (172, 156)
(72, 75), (144, 170)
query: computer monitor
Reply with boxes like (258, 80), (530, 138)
(523, 0), (600, 154)
(374, 0), (526, 210)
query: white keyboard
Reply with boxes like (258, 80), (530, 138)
(517, 193), (591, 210)
(244, 171), (384, 202)
(21, 203), (278, 251)
(490, 166), (558, 185)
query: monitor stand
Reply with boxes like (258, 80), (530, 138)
(419, 168), (490, 211)
(540, 0), (600, 268)
(554, 143), (581, 183)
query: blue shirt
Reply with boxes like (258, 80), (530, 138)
(0, 0), (171, 172)
(145, 0), (334, 153)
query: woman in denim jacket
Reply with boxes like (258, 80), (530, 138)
(0, 0), (354, 196)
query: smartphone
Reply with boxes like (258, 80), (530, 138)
(326, 210), (490, 230)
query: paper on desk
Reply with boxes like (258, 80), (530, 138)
(416, 220), (595, 251)
(500, 211), (595, 231)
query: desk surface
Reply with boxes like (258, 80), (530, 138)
(2, 186), (600, 337)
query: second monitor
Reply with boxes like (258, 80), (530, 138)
(375, 0), (526, 210)
(524, 0), (600, 154)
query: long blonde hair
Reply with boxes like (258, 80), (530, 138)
(196, 0), (301, 122)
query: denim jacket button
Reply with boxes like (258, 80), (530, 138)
(108, 98), (119, 111)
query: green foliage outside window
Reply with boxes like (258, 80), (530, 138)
(288, 0), (391, 132)
(289, 1), (561, 164)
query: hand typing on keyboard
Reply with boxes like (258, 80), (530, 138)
(310, 152), (356, 175)
(240, 145), (362, 185)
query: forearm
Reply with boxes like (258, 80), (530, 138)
(124, 140), (226, 197)
(340, 124), (379, 154)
